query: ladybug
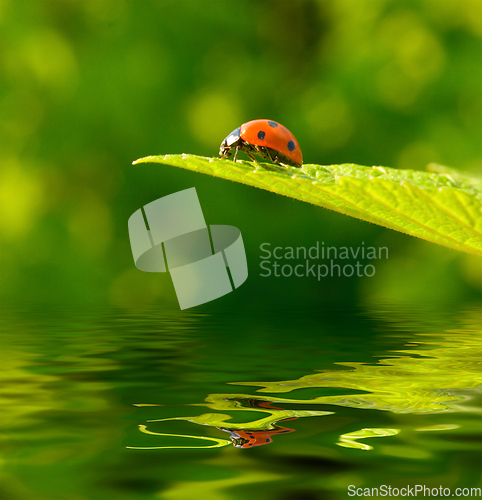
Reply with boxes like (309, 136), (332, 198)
(219, 119), (302, 168)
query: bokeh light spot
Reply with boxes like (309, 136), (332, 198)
(187, 91), (241, 148)
(0, 160), (44, 240)
(21, 29), (78, 93)
(397, 141), (439, 170)
(67, 193), (113, 257)
(301, 86), (353, 150)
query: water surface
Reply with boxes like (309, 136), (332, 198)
(1, 302), (481, 499)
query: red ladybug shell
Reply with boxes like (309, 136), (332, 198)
(240, 120), (302, 167)
(226, 425), (295, 448)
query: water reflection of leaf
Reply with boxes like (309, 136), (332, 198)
(227, 330), (482, 414)
(337, 428), (401, 450)
(126, 425), (231, 449)
(147, 409), (331, 430)
(129, 403), (332, 449)
(131, 315), (481, 450)
(415, 424), (460, 432)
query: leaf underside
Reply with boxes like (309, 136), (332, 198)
(133, 154), (482, 257)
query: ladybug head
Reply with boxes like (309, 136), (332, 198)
(230, 435), (253, 448)
(219, 126), (241, 158)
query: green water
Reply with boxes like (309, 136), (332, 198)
(1, 302), (481, 500)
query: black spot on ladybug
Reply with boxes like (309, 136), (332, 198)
(287, 140), (295, 151)
(268, 121), (278, 128)
(257, 130), (266, 140)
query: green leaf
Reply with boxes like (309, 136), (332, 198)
(133, 154), (482, 256)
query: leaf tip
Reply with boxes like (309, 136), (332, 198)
(133, 155), (159, 165)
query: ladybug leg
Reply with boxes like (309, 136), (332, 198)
(267, 149), (286, 168)
(233, 146), (239, 162)
(245, 151), (258, 163)
(266, 149), (279, 165)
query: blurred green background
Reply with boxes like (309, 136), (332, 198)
(1, 0), (481, 308)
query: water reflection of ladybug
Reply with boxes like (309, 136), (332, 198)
(219, 424), (296, 448)
(218, 399), (297, 448)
